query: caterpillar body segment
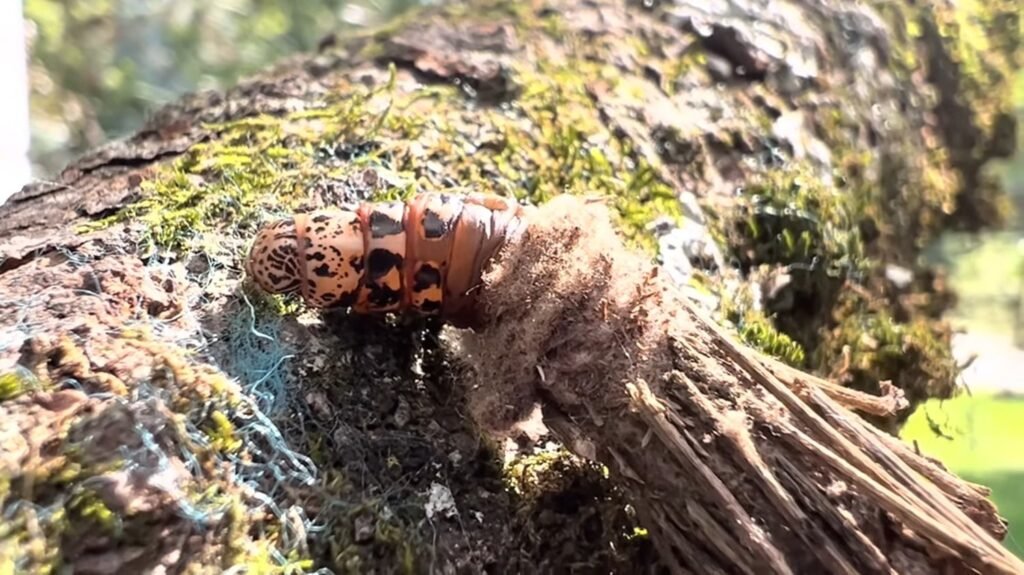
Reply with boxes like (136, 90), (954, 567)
(294, 208), (365, 308)
(357, 200), (407, 313)
(245, 192), (527, 324)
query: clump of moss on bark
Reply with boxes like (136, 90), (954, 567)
(727, 165), (866, 273)
(870, 0), (1020, 230)
(0, 367), (41, 402)
(63, 11), (702, 348)
(710, 156), (963, 416)
(75, 76), (399, 255)
(817, 290), (959, 426)
(80, 16), (691, 260)
(504, 446), (658, 571)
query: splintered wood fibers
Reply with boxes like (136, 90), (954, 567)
(450, 196), (1024, 575)
(457, 194), (681, 434)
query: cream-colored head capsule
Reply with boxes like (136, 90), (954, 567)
(245, 218), (303, 296)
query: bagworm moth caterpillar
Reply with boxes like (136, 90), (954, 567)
(245, 192), (528, 324)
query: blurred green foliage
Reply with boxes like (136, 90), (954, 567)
(902, 392), (1024, 559)
(24, 0), (420, 176)
(923, 71), (1024, 341)
(1001, 72), (1024, 223)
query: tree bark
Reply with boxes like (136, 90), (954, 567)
(1, 0), (1020, 573)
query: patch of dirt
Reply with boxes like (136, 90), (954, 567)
(202, 299), (661, 573)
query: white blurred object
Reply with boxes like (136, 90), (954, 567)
(952, 331), (1024, 394)
(0, 0), (32, 205)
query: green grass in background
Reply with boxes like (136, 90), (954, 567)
(924, 231), (1024, 341)
(901, 392), (1024, 558)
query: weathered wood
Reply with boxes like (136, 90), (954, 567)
(461, 195), (1021, 573)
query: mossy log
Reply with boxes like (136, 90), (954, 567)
(1, 0), (1020, 572)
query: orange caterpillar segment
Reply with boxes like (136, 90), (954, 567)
(293, 209), (365, 308)
(244, 192), (528, 323)
(442, 202), (488, 318)
(406, 193), (463, 314)
(356, 201), (407, 313)
(447, 193), (524, 316)
(468, 193), (524, 286)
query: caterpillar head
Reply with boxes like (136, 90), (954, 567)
(245, 218), (303, 296)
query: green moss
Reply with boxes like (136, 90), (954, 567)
(0, 424), (98, 572)
(326, 504), (420, 575)
(76, 114), (319, 255)
(872, 0), (1021, 138)
(717, 283), (808, 368)
(220, 498), (248, 566)
(737, 311), (807, 367)
(502, 446), (655, 569)
(872, 2), (921, 80)
(709, 163), (862, 366)
(0, 368), (42, 402)
(660, 48), (709, 95)
(0, 504), (68, 575)
(710, 153), (967, 414)
(932, 0), (1020, 136)
(246, 281), (304, 318)
(76, 29), (689, 262)
(818, 291), (959, 414)
(204, 410), (243, 454)
(726, 164), (865, 273)
(373, 519), (418, 575)
(812, 27), (1002, 253)
(0, 373), (25, 402)
(220, 498), (317, 574)
(66, 487), (121, 536)
(504, 446), (579, 497)
(867, 0), (1021, 232)
(74, 66), (402, 254)
(625, 525), (649, 541)
(707, 152), (968, 414)
(0, 333), (327, 572)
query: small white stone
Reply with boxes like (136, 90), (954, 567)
(424, 482), (458, 520)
